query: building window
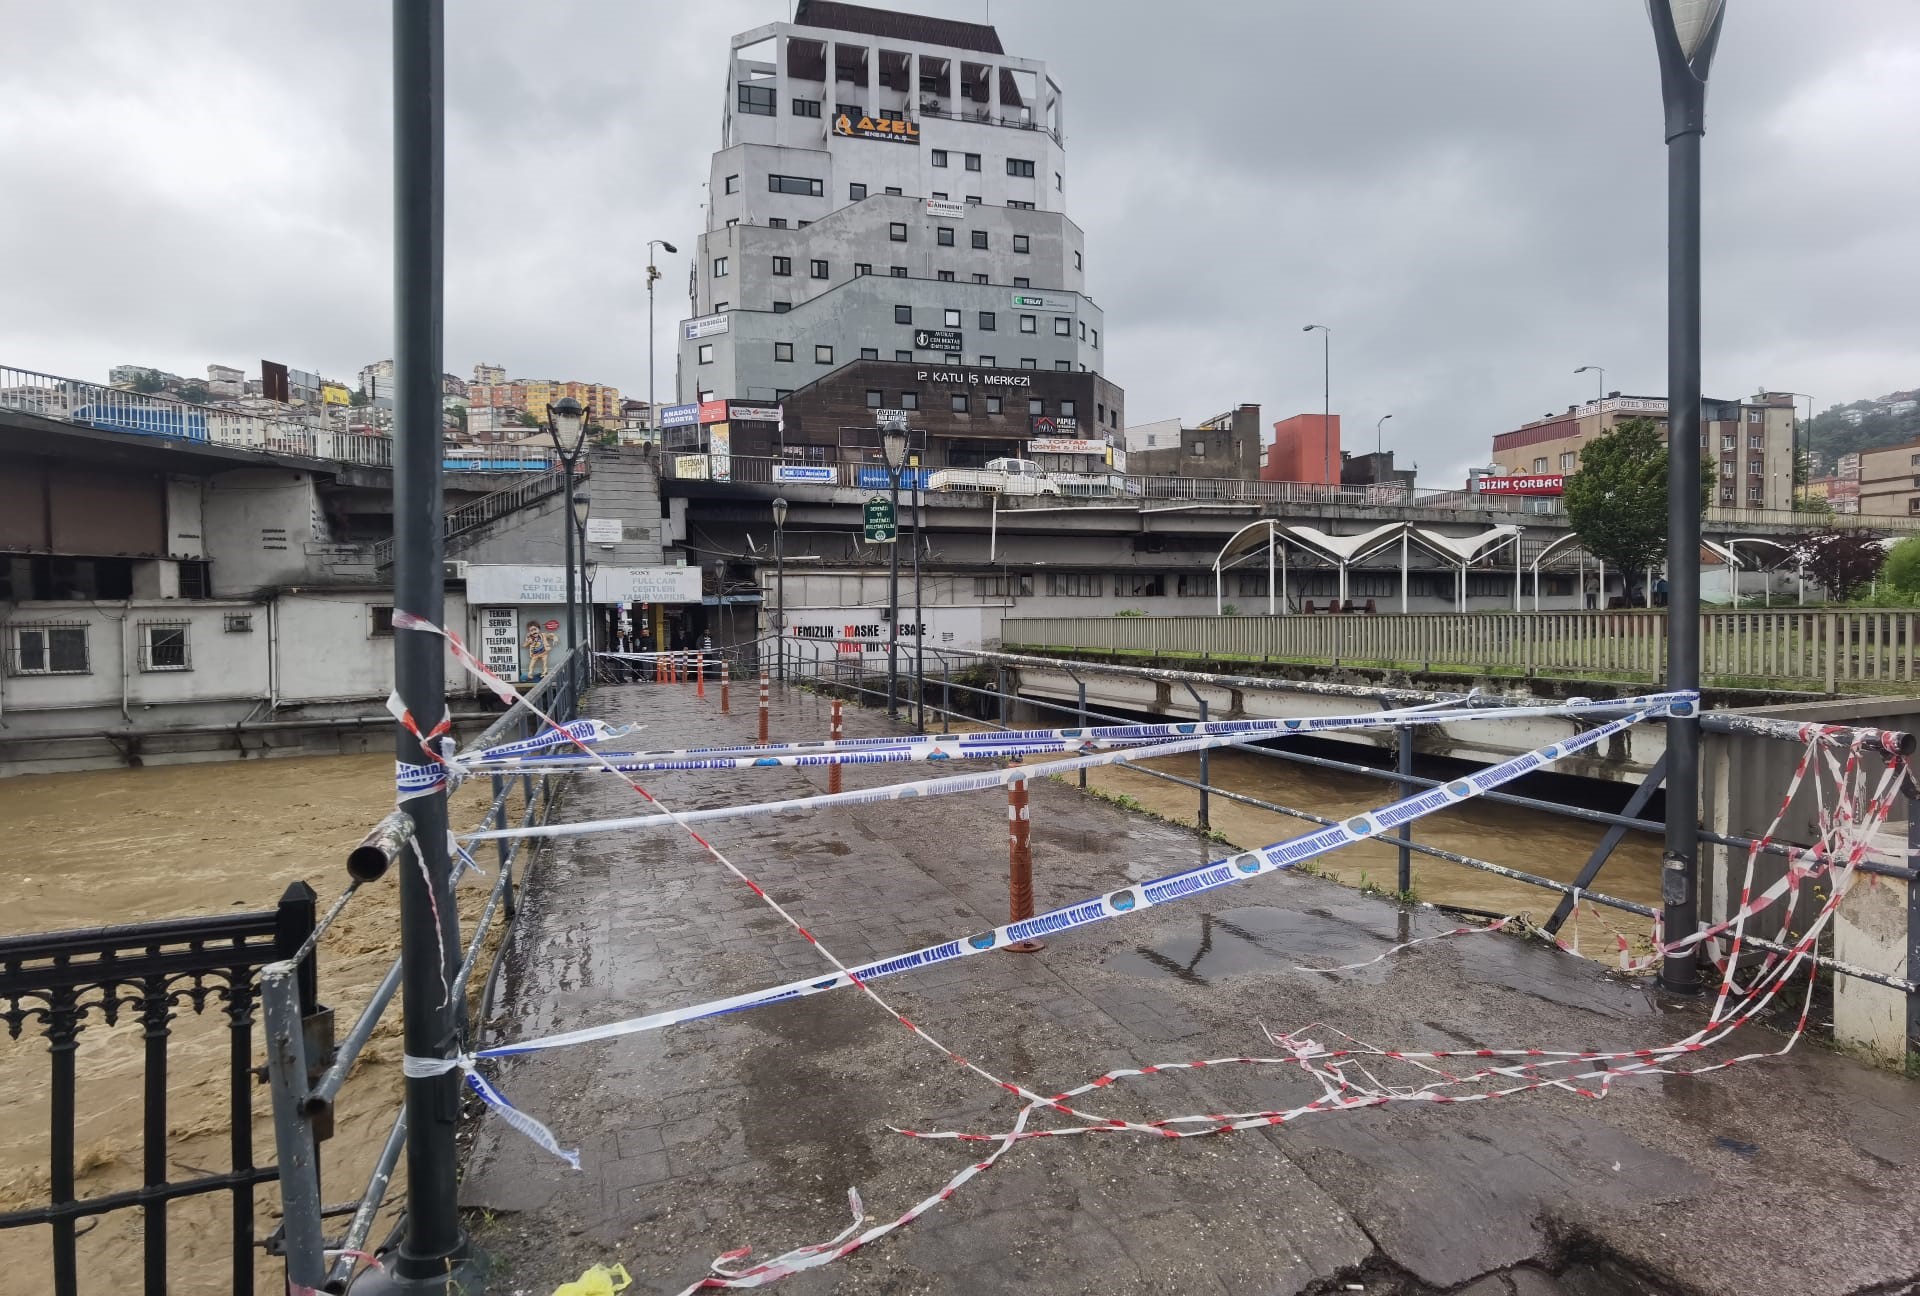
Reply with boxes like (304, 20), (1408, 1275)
(138, 621), (191, 671)
(901, 392), (919, 410)
(866, 389), (883, 408)
(965, 152), (981, 171)
(1009, 200), (1035, 210)
(1013, 276), (1030, 288)
(816, 344), (833, 364)
(895, 304), (913, 324)
(932, 191), (948, 200)
(951, 393), (969, 413)
(798, 220), (811, 228)
(738, 83), (776, 115)
(1007, 157), (1035, 177)
(971, 229), (989, 250)
(932, 149), (948, 167)
(944, 308), (961, 327)
(811, 259), (829, 279)
(979, 311), (996, 331)
(1074, 250), (1083, 270)
(1176, 573), (1214, 598)
(986, 395), (1003, 414)
(794, 97), (822, 117)
(885, 186), (903, 196)
(1078, 321), (1087, 340)
(1055, 171), (1064, 191)
(772, 255), (791, 276)
(855, 262), (872, 276)
(1114, 573), (1166, 598)
(713, 301), (728, 312)
(775, 342), (794, 362)
(1533, 457), (1548, 473)
(1097, 402), (1105, 423)
(1749, 483), (1764, 502)
(1029, 397), (1045, 415)
(944, 352), (961, 365)
(895, 350), (912, 361)
(724, 174), (740, 194)
(712, 256), (729, 277)
(979, 355), (996, 367)
(224, 612), (253, 633)
(878, 109), (906, 123)
(850, 182), (867, 200)
(1189, 441), (1206, 457)
(769, 174), (824, 196)
(1090, 328), (1099, 348)
(8, 623), (88, 675)
(937, 270), (955, 281)
(975, 573), (1035, 598)
(1749, 459), (1764, 476)
(888, 223), (908, 242)
(1019, 315), (1037, 333)
(972, 272), (989, 284)
(1560, 451), (1576, 471)
(772, 301), (790, 313)
(937, 227), (955, 247)
(1046, 573), (1100, 597)
(768, 217), (788, 228)
(1020, 358), (1037, 369)
(836, 102), (863, 119)
(1721, 488), (1735, 504)
(698, 343), (714, 364)
(1060, 400), (1076, 417)
(890, 265), (907, 277)
(1053, 316), (1070, 335)
(860, 347), (879, 360)
(1012, 235), (1030, 253)
(966, 194), (982, 205)
(1055, 360), (1071, 372)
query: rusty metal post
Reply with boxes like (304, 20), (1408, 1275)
(696, 652), (705, 699)
(1005, 772), (1044, 952)
(720, 660), (730, 713)
(829, 697), (844, 794)
(758, 669), (770, 745)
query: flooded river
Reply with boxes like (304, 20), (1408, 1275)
(0, 754), (503, 1294)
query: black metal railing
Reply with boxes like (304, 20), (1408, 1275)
(0, 884), (319, 1296)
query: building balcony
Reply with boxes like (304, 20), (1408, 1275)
(915, 101), (1060, 145)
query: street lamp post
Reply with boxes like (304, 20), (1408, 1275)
(1374, 413), (1392, 459)
(572, 487), (592, 690)
(912, 464), (925, 731)
(646, 239), (677, 437)
(881, 416), (908, 721)
(1303, 324), (1330, 487)
(547, 396), (590, 672)
(1648, 0), (1726, 996)
(1574, 364), (1606, 416)
(771, 497), (788, 681)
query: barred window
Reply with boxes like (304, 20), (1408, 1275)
(9, 623), (89, 675)
(1113, 573), (1165, 597)
(138, 621), (191, 671)
(974, 573), (1034, 598)
(1045, 573), (1100, 597)
(1176, 572), (1214, 597)
(371, 605), (396, 637)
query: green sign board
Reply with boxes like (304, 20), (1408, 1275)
(863, 494), (897, 543)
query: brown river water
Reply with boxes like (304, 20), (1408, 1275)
(0, 753), (505, 1295)
(0, 734), (1658, 1291)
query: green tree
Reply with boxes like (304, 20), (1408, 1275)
(1561, 417), (1713, 581)
(1881, 536), (1920, 597)
(518, 411), (541, 429)
(1787, 527), (1887, 603)
(131, 369), (165, 394)
(179, 381), (209, 404)
(350, 388), (369, 408)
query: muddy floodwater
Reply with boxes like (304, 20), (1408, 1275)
(0, 753), (503, 1294)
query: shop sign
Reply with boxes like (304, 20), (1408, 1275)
(684, 313), (730, 340)
(468, 565), (569, 604)
(697, 399), (729, 424)
(659, 402), (700, 428)
(874, 407), (909, 424)
(1030, 437), (1107, 456)
(710, 423), (732, 482)
(925, 199), (966, 219)
(593, 566), (703, 604)
(674, 453), (710, 479)
(1030, 415), (1080, 437)
(833, 113), (920, 144)
(913, 328), (962, 352)
(584, 517), (624, 544)
(480, 607), (519, 677)
(1477, 474), (1565, 496)
(916, 368), (1031, 388)
(1010, 290), (1076, 312)
(728, 403), (782, 422)
(775, 464), (836, 483)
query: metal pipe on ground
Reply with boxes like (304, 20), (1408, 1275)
(829, 698), (843, 795)
(1005, 772), (1043, 952)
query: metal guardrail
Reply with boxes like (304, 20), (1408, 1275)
(658, 452), (1919, 533)
(1000, 610), (1920, 691)
(0, 885), (319, 1296)
(259, 648), (590, 1293)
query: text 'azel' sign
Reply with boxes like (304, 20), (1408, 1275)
(834, 113), (920, 144)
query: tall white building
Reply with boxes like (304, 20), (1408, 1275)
(676, 0), (1110, 435)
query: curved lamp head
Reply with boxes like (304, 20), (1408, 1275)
(771, 496), (789, 528)
(1302, 323), (1327, 333)
(881, 415), (909, 471)
(571, 488), (591, 527)
(659, 240), (678, 255)
(549, 396), (587, 456)
(1574, 365), (1602, 376)
(1654, 0), (1726, 60)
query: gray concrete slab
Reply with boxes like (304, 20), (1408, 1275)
(460, 678), (1920, 1296)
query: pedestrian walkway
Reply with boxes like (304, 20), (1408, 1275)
(460, 677), (1920, 1295)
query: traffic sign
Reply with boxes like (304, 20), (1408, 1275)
(863, 494), (897, 543)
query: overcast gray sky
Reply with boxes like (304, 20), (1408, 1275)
(2, 1), (1914, 484)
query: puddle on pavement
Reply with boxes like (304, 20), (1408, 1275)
(1107, 905), (1399, 986)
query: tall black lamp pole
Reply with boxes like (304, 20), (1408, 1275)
(771, 496), (788, 681)
(882, 416), (908, 720)
(1649, 0), (1725, 996)
(547, 396), (589, 672)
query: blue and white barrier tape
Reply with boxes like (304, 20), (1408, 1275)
(475, 717), (637, 761)
(474, 700), (1671, 1059)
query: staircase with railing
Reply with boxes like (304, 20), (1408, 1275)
(371, 461), (583, 570)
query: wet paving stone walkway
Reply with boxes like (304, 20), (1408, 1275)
(460, 677), (1920, 1295)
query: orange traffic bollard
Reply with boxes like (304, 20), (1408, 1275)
(720, 660), (731, 713)
(828, 698), (843, 795)
(758, 670), (770, 745)
(696, 652), (705, 698)
(1005, 774), (1043, 951)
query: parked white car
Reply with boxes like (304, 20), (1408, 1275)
(926, 457), (1062, 496)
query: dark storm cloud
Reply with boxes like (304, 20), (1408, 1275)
(2, 1), (1913, 482)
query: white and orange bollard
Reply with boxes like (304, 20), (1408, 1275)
(758, 670), (770, 745)
(828, 697), (843, 795)
(720, 660), (731, 713)
(1005, 773), (1043, 952)
(696, 652), (705, 698)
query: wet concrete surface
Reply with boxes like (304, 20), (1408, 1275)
(459, 681), (1920, 1296)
